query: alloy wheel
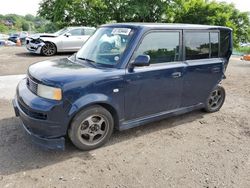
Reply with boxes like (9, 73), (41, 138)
(207, 88), (223, 110)
(77, 115), (109, 146)
(42, 43), (56, 56)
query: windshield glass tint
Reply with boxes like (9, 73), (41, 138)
(76, 27), (135, 66)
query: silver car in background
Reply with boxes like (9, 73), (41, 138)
(26, 27), (96, 56)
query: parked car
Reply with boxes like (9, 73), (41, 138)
(240, 42), (250, 47)
(8, 31), (28, 44)
(0, 39), (16, 46)
(26, 27), (96, 56)
(0, 40), (5, 46)
(13, 23), (232, 150)
(0, 33), (9, 40)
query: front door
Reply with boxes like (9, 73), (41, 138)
(124, 30), (185, 121)
(62, 28), (86, 51)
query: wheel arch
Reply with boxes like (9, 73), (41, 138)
(68, 101), (120, 131)
(44, 41), (58, 49)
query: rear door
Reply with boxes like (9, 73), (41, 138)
(124, 30), (186, 121)
(182, 31), (224, 107)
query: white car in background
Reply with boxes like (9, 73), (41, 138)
(26, 27), (96, 56)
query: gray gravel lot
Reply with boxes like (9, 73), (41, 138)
(0, 47), (249, 187)
(0, 47), (71, 76)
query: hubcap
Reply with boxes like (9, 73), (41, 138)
(208, 88), (223, 109)
(78, 115), (108, 145)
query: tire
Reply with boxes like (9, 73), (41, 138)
(41, 42), (57, 56)
(203, 85), (226, 113)
(68, 105), (114, 151)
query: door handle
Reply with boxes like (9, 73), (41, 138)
(171, 72), (182, 78)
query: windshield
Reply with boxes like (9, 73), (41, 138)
(76, 27), (135, 66)
(54, 28), (70, 36)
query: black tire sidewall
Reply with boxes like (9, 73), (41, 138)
(68, 105), (114, 151)
(204, 85), (226, 113)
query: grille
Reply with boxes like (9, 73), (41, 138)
(18, 100), (47, 120)
(26, 76), (38, 95)
(31, 39), (41, 44)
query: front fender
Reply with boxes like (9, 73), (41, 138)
(40, 37), (60, 48)
(68, 93), (122, 121)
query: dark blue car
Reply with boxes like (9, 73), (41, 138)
(13, 23), (232, 150)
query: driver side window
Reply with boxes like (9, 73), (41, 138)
(133, 31), (180, 64)
(69, 29), (83, 36)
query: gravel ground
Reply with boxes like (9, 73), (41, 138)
(0, 47), (249, 188)
(0, 47), (71, 76)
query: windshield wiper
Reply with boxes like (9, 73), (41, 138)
(77, 57), (97, 67)
(67, 53), (76, 63)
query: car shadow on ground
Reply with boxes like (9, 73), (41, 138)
(0, 110), (205, 175)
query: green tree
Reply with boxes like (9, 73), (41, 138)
(22, 22), (30, 31)
(172, 0), (250, 45)
(38, 0), (250, 44)
(38, 0), (172, 26)
(0, 23), (8, 33)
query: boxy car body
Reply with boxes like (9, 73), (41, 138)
(13, 23), (232, 150)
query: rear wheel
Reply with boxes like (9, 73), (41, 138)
(41, 42), (57, 56)
(68, 105), (114, 150)
(203, 85), (225, 113)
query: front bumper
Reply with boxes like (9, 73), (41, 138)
(13, 79), (71, 150)
(13, 97), (65, 150)
(26, 39), (45, 54)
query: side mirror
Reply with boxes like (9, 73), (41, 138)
(64, 33), (72, 37)
(131, 55), (150, 67)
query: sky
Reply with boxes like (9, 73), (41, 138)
(219, 0), (250, 12)
(0, 0), (249, 16)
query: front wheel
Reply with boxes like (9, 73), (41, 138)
(41, 42), (57, 56)
(203, 85), (226, 113)
(68, 105), (114, 151)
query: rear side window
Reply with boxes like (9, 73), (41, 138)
(210, 32), (219, 58)
(133, 31), (180, 64)
(220, 30), (231, 58)
(185, 32), (210, 60)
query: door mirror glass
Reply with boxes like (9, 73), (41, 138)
(132, 55), (150, 67)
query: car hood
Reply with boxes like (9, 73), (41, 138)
(28, 58), (115, 88)
(29, 33), (58, 39)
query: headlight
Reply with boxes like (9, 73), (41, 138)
(37, 84), (62, 100)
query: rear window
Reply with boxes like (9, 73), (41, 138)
(185, 32), (210, 60)
(185, 31), (220, 60)
(210, 32), (219, 58)
(219, 30), (231, 58)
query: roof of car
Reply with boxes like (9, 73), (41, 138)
(102, 23), (232, 31)
(67, 26), (96, 29)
